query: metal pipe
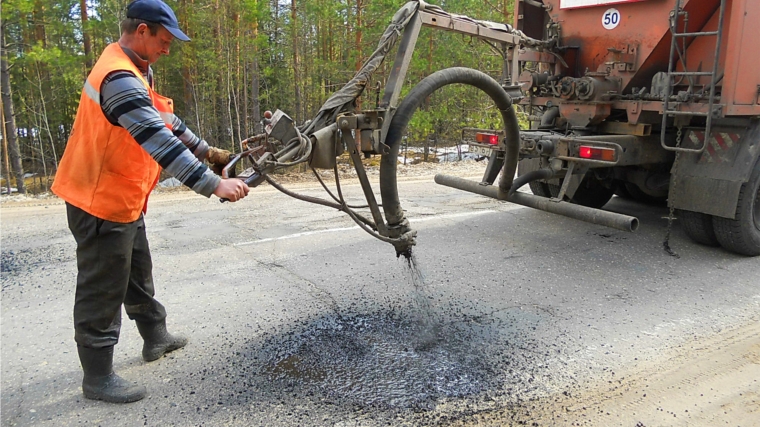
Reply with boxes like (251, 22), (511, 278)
(435, 174), (639, 232)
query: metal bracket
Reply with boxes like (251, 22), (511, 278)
(555, 162), (589, 201)
(605, 44), (637, 72)
(379, 12), (422, 147)
(340, 129), (388, 235)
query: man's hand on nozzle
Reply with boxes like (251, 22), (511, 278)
(213, 178), (249, 202)
(206, 146), (233, 176)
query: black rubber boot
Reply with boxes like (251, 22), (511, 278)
(135, 320), (188, 362)
(78, 346), (147, 403)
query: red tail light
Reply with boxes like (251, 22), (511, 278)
(476, 133), (500, 145)
(579, 146), (616, 162)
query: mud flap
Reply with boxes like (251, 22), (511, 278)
(671, 122), (760, 219)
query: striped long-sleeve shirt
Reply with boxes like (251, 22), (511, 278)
(100, 46), (220, 197)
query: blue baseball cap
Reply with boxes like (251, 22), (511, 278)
(126, 0), (191, 42)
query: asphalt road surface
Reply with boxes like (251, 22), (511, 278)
(2, 163), (759, 426)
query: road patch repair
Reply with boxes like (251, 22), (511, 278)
(192, 254), (578, 425)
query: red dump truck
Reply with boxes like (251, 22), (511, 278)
(458, 0), (760, 256)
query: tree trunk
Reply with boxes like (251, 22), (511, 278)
(80, 0), (93, 72)
(354, 0), (363, 110)
(32, 0), (54, 181)
(34, 1), (47, 49)
(179, 0), (194, 120)
(251, 57), (261, 133)
(1, 111), (10, 194)
(291, 0), (302, 123)
(35, 132), (48, 190)
(424, 30), (433, 109)
(0, 27), (26, 194)
(249, 2), (262, 135)
(214, 0), (229, 146)
(230, 11), (242, 147)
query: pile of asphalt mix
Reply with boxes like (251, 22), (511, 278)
(213, 296), (576, 424)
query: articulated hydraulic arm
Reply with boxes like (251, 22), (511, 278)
(217, 0), (553, 257)
(223, 109), (418, 258)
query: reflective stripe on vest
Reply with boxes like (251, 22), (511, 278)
(52, 43), (174, 223)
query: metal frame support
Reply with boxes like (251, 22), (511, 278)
(556, 163), (589, 201)
(341, 129), (388, 235)
(481, 151), (505, 185)
(379, 12), (423, 148)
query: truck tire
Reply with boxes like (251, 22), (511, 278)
(571, 175), (615, 209)
(528, 176), (613, 208)
(712, 159), (760, 256)
(623, 182), (667, 205)
(680, 210), (719, 247)
(614, 182), (634, 200)
(528, 181), (552, 197)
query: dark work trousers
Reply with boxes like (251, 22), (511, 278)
(66, 203), (167, 349)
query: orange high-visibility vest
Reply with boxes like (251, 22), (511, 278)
(52, 43), (174, 223)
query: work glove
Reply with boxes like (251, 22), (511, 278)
(206, 146), (234, 176)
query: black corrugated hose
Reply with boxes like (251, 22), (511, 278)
(380, 67), (520, 225)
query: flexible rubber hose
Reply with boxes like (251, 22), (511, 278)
(509, 168), (556, 195)
(539, 106), (559, 129)
(380, 67), (520, 224)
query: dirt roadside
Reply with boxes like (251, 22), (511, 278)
(449, 318), (760, 427)
(547, 319), (760, 426)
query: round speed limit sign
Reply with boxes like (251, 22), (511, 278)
(602, 8), (621, 30)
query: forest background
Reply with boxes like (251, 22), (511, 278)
(1, 0), (515, 194)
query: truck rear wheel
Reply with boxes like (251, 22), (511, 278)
(526, 176), (614, 208)
(614, 181), (634, 200)
(680, 210), (719, 247)
(712, 159), (760, 256)
(528, 181), (552, 197)
(571, 175), (615, 209)
(622, 182), (667, 205)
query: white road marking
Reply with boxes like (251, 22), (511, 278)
(233, 210), (498, 246)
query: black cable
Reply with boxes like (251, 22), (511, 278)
(311, 167), (371, 209)
(263, 175), (405, 245)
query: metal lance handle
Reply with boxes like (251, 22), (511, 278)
(219, 172), (263, 203)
